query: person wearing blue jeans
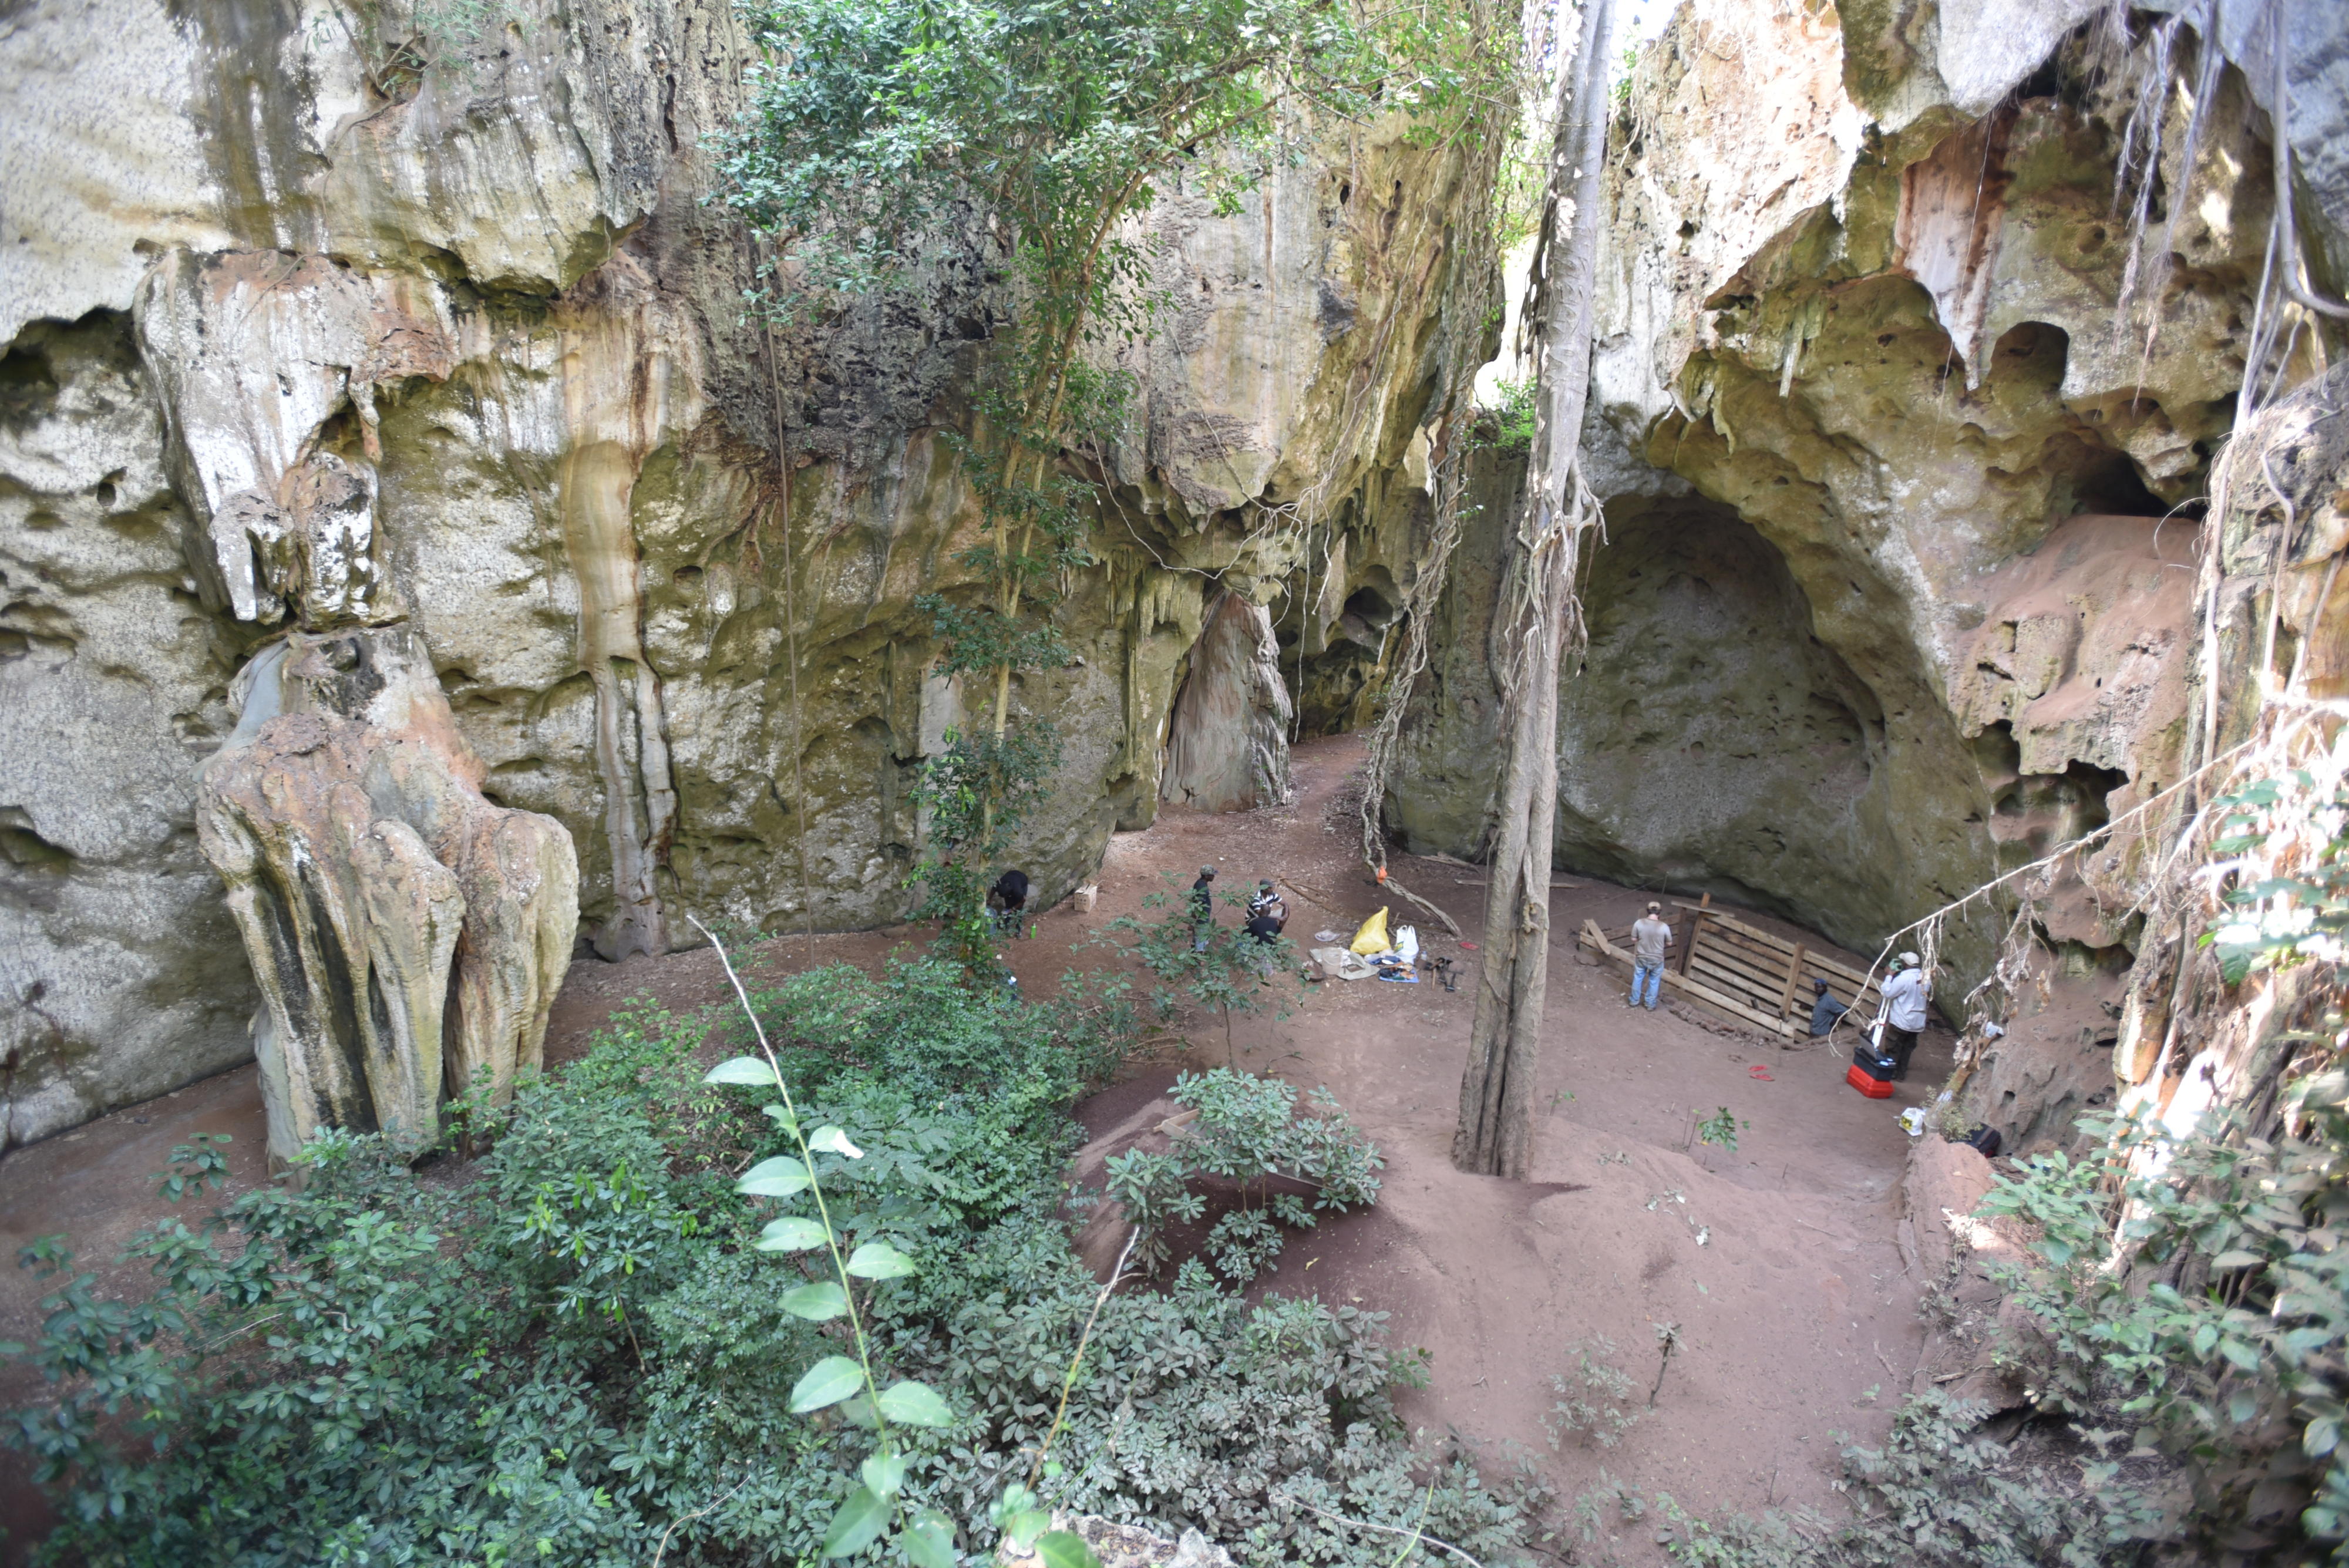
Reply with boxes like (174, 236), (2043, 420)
(1628, 901), (1673, 1009)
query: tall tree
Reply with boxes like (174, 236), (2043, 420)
(1454, 0), (1614, 1178)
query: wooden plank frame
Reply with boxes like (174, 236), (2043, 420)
(1587, 901), (1884, 1037)
(1579, 920), (1797, 1037)
(1670, 902), (1883, 1013)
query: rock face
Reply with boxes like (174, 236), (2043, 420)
(198, 627), (576, 1160)
(1399, 2), (2330, 1017)
(0, 0), (1479, 1136)
(1389, 0), (2347, 1151)
(1161, 593), (1295, 814)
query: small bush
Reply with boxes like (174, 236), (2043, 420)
(1546, 1337), (1641, 1451)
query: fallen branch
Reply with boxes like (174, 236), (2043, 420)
(1380, 870), (1462, 938)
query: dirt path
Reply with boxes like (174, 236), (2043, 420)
(0, 733), (1952, 1560)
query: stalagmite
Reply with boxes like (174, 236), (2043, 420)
(147, 244), (579, 1163)
(199, 627), (577, 1160)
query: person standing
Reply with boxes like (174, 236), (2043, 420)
(1191, 866), (1217, 950)
(1877, 951), (1930, 1078)
(1628, 901), (1673, 1010)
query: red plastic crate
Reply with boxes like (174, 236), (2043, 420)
(1846, 1062), (1894, 1099)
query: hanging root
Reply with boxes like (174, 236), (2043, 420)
(1341, 4), (1523, 940)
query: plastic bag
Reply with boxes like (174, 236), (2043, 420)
(1394, 924), (1419, 963)
(1349, 907), (1392, 955)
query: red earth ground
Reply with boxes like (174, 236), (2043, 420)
(0, 733), (1960, 1562)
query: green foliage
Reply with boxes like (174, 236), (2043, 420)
(151, 1133), (231, 1204)
(1477, 375), (1539, 453)
(2205, 769), (2349, 987)
(1099, 878), (1300, 1064)
(909, 719), (1064, 970)
(721, 0), (1397, 321)
(6, 951), (1536, 1567)
(1973, 1081), (2349, 1559)
(1103, 1149), (1204, 1276)
(1694, 1107), (1746, 1156)
(1545, 1338), (1641, 1451)
(1172, 1069), (1384, 1212)
(1101, 1069), (1380, 1284)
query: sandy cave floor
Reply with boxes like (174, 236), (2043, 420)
(0, 733), (1960, 1559)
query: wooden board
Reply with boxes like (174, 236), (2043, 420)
(1580, 921), (1796, 1037)
(1670, 902), (1883, 1005)
(1601, 910), (1879, 1035)
(1578, 904), (1889, 1044)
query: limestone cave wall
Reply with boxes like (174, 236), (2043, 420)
(1394, 0), (2347, 1150)
(0, 0), (1475, 1143)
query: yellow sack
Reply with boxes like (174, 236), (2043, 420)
(1350, 907), (1393, 955)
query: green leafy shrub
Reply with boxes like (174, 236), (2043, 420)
(1097, 1069), (1383, 1284)
(6, 962), (1530, 1568)
(1973, 1084), (2349, 1559)
(1546, 1338), (1641, 1451)
(1476, 376), (1538, 453)
(1097, 880), (1301, 1066)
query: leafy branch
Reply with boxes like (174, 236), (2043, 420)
(695, 917), (957, 1564)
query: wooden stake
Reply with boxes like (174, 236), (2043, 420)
(1776, 943), (1807, 1020)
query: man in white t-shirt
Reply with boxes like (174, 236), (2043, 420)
(1628, 901), (1673, 1010)
(1877, 951), (1930, 1079)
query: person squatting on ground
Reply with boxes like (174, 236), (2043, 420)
(1191, 866), (1216, 950)
(1628, 901), (1673, 1010)
(1244, 904), (1284, 977)
(1809, 977), (1848, 1037)
(988, 868), (1029, 937)
(1877, 951), (1930, 1078)
(1247, 879), (1287, 928)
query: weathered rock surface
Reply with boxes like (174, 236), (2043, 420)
(0, 0), (1477, 1135)
(198, 626), (576, 1159)
(1162, 592), (1295, 814)
(1399, 0), (2316, 1000)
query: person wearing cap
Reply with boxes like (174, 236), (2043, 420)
(1628, 901), (1673, 1010)
(1246, 879), (1287, 928)
(1191, 866), (1217, 950)
(1877, 951), (1930, 1078)
(1808, 977), (1848, 1037)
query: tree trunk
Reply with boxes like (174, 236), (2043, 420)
(1454, 0), (1614, 1177)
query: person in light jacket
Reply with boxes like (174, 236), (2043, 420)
(1627, 901), (1673, 1010)
(1877, 951), (1930, 1079)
